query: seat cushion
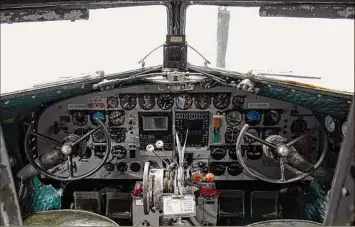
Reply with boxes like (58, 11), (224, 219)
(24, 209), (119, 226)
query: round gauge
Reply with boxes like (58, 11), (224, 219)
(244, 128), (259, 144)
(74, 128), (90, 141)
(120, 94), (137, 110)
(195, 94), (211, 110)
(232, 96), (245, 108)
(341, 121), (348, 137)
(157, 94), (174, 110)
(246, 146), (263, 160)
(90, 111), (106, 125)
(226, 111), (242, 126)
(213, 93), (231, 110)
(225, 127), (240, 144)
(139, 94), (155, 110)
(263, 110), (281, 126)
(107, 96), (118, 108)
(291, 119), (307, 135)
(108, 111), (125, 126)
(94, 145), (106, 159)
(109, 128), (126, 143)
(210, 164), (226, 176)
(92, 129), (106, 143)
(227, 163), (243, 176)
(228, 146), (246, 160)
(72, 111), (88, 126)
(245, 110), (261, 126)
(263, 129), (278, 139)
(210, 148), (227, 160)
(176, 94), (193, 110)
(324, 115), (335, 133)
(111, 145), (127, 159)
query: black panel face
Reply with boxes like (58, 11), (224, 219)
(175, 112), (210, 147)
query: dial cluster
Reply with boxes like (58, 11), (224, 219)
(104, 93), (245, 111)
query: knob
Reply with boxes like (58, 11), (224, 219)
(202, 167), (209, 174)
(198, 161), (206, 168)
(146, 144), (154, 152)
(141, 220), (150, 226)
(155, 140), (164, 149)
(117, 162), (128, 172)
(104, 162), (115, 172)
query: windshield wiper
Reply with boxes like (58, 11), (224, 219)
(137, 42), (210, 68)
(249, 70), (321, 80)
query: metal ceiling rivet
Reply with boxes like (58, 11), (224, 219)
(341, 187), (348, 196)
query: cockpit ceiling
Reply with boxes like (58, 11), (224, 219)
(1, 0), (354, 10)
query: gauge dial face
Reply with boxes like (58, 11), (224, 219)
(324, 115), (335, 133)
(108, 111), (125, 126)
(263, 110), (281, 126)
(120, 94), (137, 110)
(157, 94), (174, 110)
(139, 94), (155, 110)
(90, 111), (106, 125)
(232, 96), (245, 108)
(74, 128), (90, 141)
(228, 146), (245, 160)
(245, 110), (261, 126)
(109, 128), (126, 143)
(291, 119), (307, 135)
(176, 94), (193, 110)
(72, 111), (88, 126)
(94, 145), (106, 159)
(341, 121), (347, 137)
(213, 93), (231, 110)
(263, 129), (279, 139)
(195, 94), (211, 110)
(92, 129), (106, 143)
(111, 145), (127, 159)
(226, 111), (242, 126)
(244, 128), (259, 144)
(225, 127), (240, 144)
(107, 96), (118, 108)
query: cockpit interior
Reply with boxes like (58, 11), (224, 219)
(0, 0), (354, 226)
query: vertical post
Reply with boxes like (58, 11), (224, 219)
(217, 7), (230, 68)
(0, 125), (23, 225)
(324, 97), (355, 225)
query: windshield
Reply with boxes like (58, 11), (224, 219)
(0, 6), (166, 94)
(186, 6), (354, 93)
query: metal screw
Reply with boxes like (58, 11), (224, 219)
(341, 187), (348, 196)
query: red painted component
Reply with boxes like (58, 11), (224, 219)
(199, 188), (219, 196)
(132, 183), (143, 197)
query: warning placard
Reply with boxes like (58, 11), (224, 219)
(163, 195), (196, 217)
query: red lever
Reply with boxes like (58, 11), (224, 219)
(132, 183), (143, 197)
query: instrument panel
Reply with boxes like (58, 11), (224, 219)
(33, 84), (320, 181)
